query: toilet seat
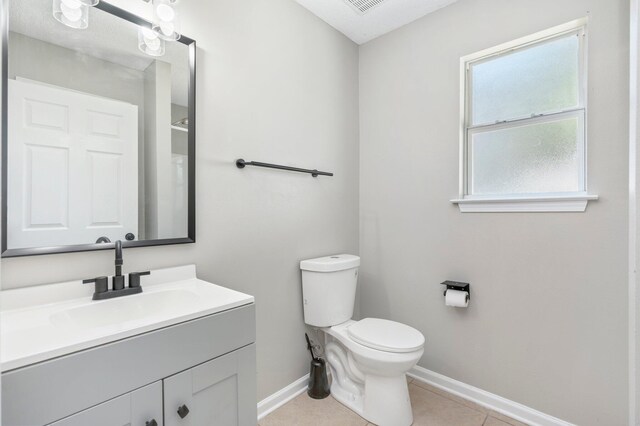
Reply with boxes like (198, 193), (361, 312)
(347, 318), (424, 353)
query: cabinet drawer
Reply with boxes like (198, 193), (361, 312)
(47, 381), (163, 426)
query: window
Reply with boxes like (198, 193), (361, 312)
(452, 19), (598, 212)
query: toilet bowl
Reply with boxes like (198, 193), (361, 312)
(300, 255), (425, 426)
(323, 319), (424, 426)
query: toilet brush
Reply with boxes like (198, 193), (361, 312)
(305, 333), (330, 399)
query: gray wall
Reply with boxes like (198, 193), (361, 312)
(359, 0), (628, 424)
(1, 0), (359, 401)
(8, 32), (145, 109)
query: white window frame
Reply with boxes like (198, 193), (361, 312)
(451, 18), (598, 212)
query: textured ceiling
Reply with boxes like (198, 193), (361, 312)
(296, 0), (459, 44)
(8, 0), (190, 106)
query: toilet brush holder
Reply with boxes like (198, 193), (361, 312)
(308, 357), (330, 399)
(305, 333), (330, 399)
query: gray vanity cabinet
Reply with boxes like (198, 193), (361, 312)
(3, 304), (256, 426)
(44, 345), (256, 426)
(48, 381), (163, 426)
(164, 345), (256, 426)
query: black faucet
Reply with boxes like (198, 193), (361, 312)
(82, 240), (150, 300)
(113, 240), (125, 290)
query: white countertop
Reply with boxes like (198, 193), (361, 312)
(1, 265), (254, 372)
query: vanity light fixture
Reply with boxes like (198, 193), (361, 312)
(52, 0), (99, 29)
(151, 0), (181, 41)
(138, 27), (166, 57)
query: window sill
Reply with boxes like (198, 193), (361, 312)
(450, 194), (599, 213)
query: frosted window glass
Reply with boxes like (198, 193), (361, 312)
(470, 116), (580, 195)
(470, 34), (579, 125)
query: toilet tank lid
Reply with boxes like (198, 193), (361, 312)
(300, 254), (360, 272)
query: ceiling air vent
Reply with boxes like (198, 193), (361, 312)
(344, 0), (387, 14)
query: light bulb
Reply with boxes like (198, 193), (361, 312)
(158, 22), (174, 37)
(152, 0), (180, 41)
(155, 4), (175, 22)
(53, 0), (88, 29)
(60, 0), (81, 8)
(138, 27), (165, 57)
(145, 36), (161, 51)
(61, 3), (82, 21)
(141, 27), (158, 40)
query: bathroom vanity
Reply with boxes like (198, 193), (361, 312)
(1, 265), (256, 426)
(0, 2), (261, 424)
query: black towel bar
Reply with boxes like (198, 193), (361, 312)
(236, 159), (333, 177)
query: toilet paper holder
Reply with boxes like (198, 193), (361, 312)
(441, 280), (470, 300)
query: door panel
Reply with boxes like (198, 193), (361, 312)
(24, 145), (69, 229)
(88, 151), (123, 226)
(24, 98), (69, 132)
(47, 381), (162, 426)
(164, 345), (256, 426)
(87, 110), (123, 138)
(132, 381), (164, 426)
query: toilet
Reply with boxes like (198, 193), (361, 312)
(300, 254), (425, 426)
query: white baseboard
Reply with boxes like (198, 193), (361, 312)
(408, 366), (574, 426)
(258, 367), (573, 426)
(257, 375), (309, 420)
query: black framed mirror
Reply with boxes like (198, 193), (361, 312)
(1, 0), (196, 257)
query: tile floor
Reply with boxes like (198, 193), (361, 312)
(260, 377), (528, 426)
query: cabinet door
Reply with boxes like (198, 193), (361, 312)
(164, 344), (256, 426)
(48, 381), (163, 426)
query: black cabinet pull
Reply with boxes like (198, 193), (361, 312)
(145, 420), (158, 426)
(177, 404), (190, 419)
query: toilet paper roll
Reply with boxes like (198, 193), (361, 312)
(445, 289), (469, 308)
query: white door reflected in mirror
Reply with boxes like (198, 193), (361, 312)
(8, 79), (138, 248)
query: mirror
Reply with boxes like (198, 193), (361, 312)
(2, 0), (196, 257)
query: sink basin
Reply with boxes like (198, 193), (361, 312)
(49, 288), (201, 330)
(1, 265), (254, 372)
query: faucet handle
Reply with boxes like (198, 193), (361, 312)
(128, 271), (151, 288)
(83, 276), (109, 296)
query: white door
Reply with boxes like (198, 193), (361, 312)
(47, 381), (163, 426)
(8, 79), (138, 249)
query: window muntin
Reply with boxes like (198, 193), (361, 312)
(463, 27), (586, 198)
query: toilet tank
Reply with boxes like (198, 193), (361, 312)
(300, 254), (360, 327)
